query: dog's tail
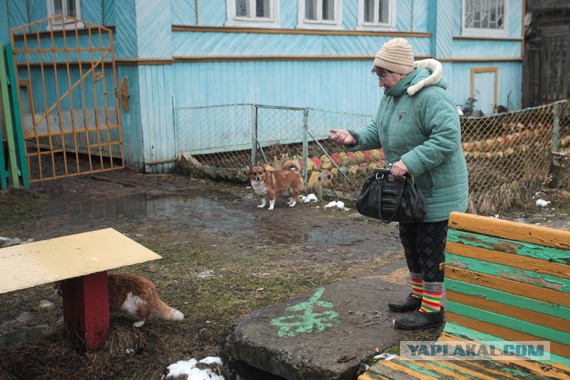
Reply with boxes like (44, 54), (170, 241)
(282, 160), (301, 172)
(151, 297), (184, 321)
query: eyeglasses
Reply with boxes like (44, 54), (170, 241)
(371, 67), (395, 81)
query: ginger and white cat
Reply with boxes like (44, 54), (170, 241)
(107, 274), (184, 327)
(56, 274), (184, 328)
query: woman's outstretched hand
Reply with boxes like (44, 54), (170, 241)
(328, 129), (357, 145)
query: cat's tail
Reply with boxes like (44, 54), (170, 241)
(152, 298), (184, 321)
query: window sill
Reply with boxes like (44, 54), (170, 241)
(461, 30), (509, 39)
(296, 22), (344, 31)
(356, 24), (396, 32)
(47, 21), (85, 31)
(224, 20), (282, 29)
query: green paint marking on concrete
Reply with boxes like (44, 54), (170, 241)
(271, 287), (340, 337)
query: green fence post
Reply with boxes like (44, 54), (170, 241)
(0, 105), (6, 189)
(4, 43), (29, 189)
(0, 42), (20, 189)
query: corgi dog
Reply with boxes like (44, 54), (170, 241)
(56, 274), (184, 328)
(250, 160), (303, 210)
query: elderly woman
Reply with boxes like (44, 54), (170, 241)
(329, 38), (468, 330)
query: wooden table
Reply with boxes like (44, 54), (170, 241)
(0, 228), (162, 350)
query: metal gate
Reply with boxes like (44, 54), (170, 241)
(9, 15), (124, 182)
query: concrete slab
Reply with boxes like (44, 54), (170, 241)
(226, 260), (443, 380)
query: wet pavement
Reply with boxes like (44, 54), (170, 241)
(35, 191), (389, 247)
(226, 260), (442, 380)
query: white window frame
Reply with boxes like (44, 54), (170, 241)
(297, 0), (343, 31)
(47, 0), (83, 31)
(357, 0), (396, 31)
(462, 0), (508, 38)
(225, 0), (281, 28)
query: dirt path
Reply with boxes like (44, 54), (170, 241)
(0, 169), (568, 379)
(0, 170), (405, 379)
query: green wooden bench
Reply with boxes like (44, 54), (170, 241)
(360, 211), (570, 379)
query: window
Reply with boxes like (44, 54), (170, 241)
(47, 0), (83, 30)
(357, 0), (395, 31)
(226, 0), (281, 28)
(297, 0), (343, 30)
(462, 0), (507, 37)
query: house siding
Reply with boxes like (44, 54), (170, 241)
(0, 0), (526, 173)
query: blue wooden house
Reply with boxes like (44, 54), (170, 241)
(0, 0), (525, 178)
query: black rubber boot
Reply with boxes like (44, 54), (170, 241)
(388, 293), (422, 312)
(394, 308), (445, 330)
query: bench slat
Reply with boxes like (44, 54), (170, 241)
(447, 241), (568, 278)
(448, 212), (570, 250)
(446, 267), (568, 307)
(446, 290), (568, 332)
(446, 279), (570, 321)
(446, 313), (570, 362)
(447, 229), (569, 265)
(421, 348), (533, 379)
(443, 324), (570, 372)
(447, 301), (570, 347)
(362, 353), (570, 380)
(446, 257), (570, 300)
(447, 241), (569, 276)
(369, 358), (450, 379)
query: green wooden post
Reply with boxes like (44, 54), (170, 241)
(0, 106), (6, 189)
(0, 42), (20, 189)
(0, 43), (8, 189)
(4, 43), (29, 189)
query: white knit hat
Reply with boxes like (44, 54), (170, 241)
(373, 38), (415, 75)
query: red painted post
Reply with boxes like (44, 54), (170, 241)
(61, 271), (110, 351)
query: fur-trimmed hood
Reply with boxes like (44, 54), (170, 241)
(407, 59), (443, 96)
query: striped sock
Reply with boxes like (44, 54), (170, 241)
(411, 277), (423, 299)
(419, 290), (443, 313)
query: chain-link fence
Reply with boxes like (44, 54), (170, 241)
(175, 100), (569, 215)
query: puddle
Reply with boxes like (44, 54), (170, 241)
(40, 193), (367, 246)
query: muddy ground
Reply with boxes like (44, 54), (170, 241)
(0, 169), (568, 380)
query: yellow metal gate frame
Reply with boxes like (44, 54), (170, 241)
(9, 15), (124, 182)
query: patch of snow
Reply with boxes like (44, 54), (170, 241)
(300, 194), (318, 203)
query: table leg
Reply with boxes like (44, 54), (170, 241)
(61, 271), (109, 351)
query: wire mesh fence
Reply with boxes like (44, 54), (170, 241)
(175, 100), (569, 215)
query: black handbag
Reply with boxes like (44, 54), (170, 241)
(356, 168), (426, 223)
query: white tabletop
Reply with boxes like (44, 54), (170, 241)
(0, 228), (162, 293)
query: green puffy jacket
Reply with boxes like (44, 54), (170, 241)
(348, 68), (469, 222)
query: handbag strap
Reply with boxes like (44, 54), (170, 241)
(377, 173), (406, 223)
